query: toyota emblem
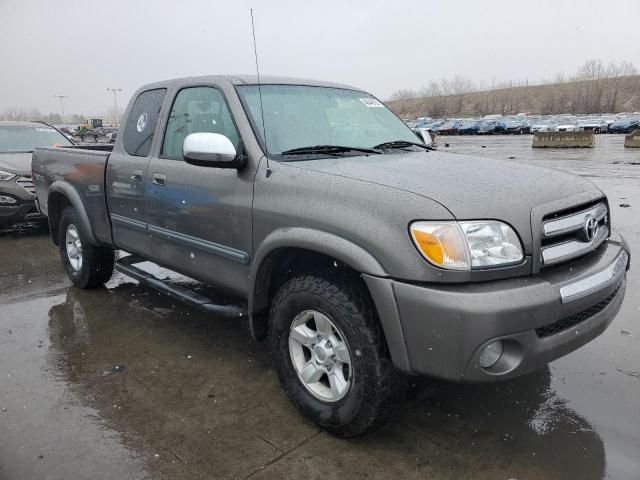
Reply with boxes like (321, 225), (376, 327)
(582, 215), (599, 241)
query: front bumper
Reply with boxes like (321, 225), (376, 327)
(0, 187), (44, 226)
(364, 237), (630, 382)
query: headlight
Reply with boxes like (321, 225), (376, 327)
(410, 220), (523, 270)
(0, 170), (16, 181)
(0, 195), (17, 205)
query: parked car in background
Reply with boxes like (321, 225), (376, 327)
(608, 117), (640, 134)
(530, 120), (551, 133)
(504, 118), (530, 134)
(578, 118), (609, 133)
(0, 121), (73, 227)
(477, 119), (506, 135)
(457, 120), (482, 135)
(553, 118), (579, 132)
(413, 117), (434, 131)
(434, 120), (462, 135)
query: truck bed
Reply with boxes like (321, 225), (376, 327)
(32, 146), (113, 245)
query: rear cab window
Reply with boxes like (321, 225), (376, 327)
(123, 89), (167, 157)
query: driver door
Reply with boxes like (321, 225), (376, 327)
(146, 84), (253, 295)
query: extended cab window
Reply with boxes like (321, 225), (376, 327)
(123, 88), (166, 157)
(162, 86), (240, 158)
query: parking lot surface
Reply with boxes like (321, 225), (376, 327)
(1, 135), (638, 480)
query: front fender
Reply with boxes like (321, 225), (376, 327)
(250, 227), (388, 313)
(248, 227), (414, 371)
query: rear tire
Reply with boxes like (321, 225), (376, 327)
(58, 206), (114, 288)
(269, 271), (405, 437)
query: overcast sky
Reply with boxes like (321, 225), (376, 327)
(1, 0), (639, 117)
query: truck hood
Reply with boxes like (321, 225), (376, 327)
(0, 152), (32, 176)
(287, 150), (600, 250)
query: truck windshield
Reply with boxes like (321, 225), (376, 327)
(0, 126), (72, 153)
(236, 85), (420, 159)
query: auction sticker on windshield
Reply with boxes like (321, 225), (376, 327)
(360, 97), (384, 108)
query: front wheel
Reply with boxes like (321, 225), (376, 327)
(269, 272), (405, 437)
(58, 206), (114, 288)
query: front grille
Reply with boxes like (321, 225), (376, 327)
(16, 176), (35, 195)
(540, 200), (609, 267)
(535, 286), (620, 338)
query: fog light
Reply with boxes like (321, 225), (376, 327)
(0, 195), (17, 205)
(479, 341), (503, 368)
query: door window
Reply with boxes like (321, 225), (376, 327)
(162, 87), (240, 158)
(123, 88), (166, 157)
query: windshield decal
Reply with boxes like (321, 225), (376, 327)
(359, 97), (384, 108)
(136, 113), (148, 132)
(35, 127), (56, 132)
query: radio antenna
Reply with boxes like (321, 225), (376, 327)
(250, 9), (270, 172)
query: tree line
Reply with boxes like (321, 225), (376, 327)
(0, 109), (87, 125)
(388, 59), (639, 118)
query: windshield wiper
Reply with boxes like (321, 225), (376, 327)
(373, 140), (431, 151)
(280, 145), (380, 156)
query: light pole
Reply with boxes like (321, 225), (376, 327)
(107, 88), (123, 127)
(53, 95), (68, 119)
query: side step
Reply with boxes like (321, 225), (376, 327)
(115, 255), (247, 319)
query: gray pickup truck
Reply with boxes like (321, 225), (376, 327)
(33, 75), (630, 436)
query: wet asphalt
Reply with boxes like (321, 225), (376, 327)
(0, 135), (638, 480)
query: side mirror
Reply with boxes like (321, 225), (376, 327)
(415, 128), (433, 147)
(183, 132), (241, 168)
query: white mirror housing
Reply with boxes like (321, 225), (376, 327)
(416, 128), (433, 147)
(183, 132), (237, 165)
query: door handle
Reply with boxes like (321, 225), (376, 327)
(130, 170), (143, 182)
(152, 173), (166, 186)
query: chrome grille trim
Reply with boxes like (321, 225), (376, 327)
(559, 251), (627, 303)
(541, 225), (609, 266)
(16, 176), (35, 195)
(543, 202), (607, 238)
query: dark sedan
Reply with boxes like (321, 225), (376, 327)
(608, 117), (640, 134)
(0, 121), (73, 227)
(457, 120), (482, 135)
(477, 120), (506, 135)
(504, 118), (530, 134)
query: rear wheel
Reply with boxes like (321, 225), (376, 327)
(58, 206), (114, 288)
(269, 272), (405, 437)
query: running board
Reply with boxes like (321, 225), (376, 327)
(115, 256), (247, 319)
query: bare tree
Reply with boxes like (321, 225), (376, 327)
(573, 59), (608, 113)
(388, 89), (417, 101)
(421, 80), (449, 117)
(604, 61), (637, 112)
(450, 75), (474, 114)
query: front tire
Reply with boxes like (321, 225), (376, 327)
(269, 272), (405, 437)
(58, 206), (114, 288)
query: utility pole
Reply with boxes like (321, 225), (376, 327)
(107, 88), (123, 127)
(53, 95), (68, 119)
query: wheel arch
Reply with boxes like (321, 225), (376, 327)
(47, 181), (98, 246)
(249, 229), (412, 372)
(250, 228), (387, 317)
(249, 228), (389, 332)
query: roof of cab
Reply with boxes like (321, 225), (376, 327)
(138, 75), (362, 93)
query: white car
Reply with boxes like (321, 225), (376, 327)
(553, 120), (579, 132)
(578, 118), (609, 133)
(530, 122), (551, 133)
